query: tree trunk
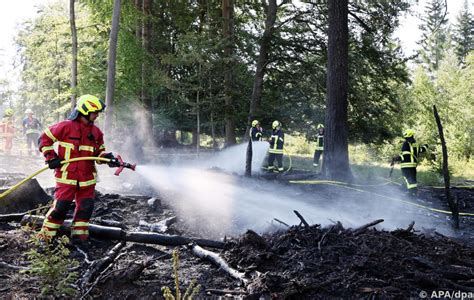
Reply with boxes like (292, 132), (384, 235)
(135, 0), (142, 38)
(69, 0), (78, 111)
(104, 0), (122, 135)
(433, 105), (459, 228)
(322, 0), (351, 181)
(222, 0), (236, 146)
(196, 87), (201, 154)
(142, 0), (153, 137)
(247, 0), (278, 136)
(245, 138), (252, 177)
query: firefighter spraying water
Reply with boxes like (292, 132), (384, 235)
(0, 95), (136, 250)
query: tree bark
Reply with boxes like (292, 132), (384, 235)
(222, 0), (236, 146)
(433, 105), (459, 228)
(245, 138), (252, 177)
(104, 0), (122, 135)
(69, 0), (78, 111)
(142, 0), (153, 137)
(323, 0), (352, 181)
(247, 0), (278, 136)
(135, 0), (142, 39)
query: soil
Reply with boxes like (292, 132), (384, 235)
(0, 155), (473, 299)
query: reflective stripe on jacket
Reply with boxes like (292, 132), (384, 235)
(250, 127), (263, 141)
(23, 117), (42, 135)
(400, 141), (427, 169)
(38, 119), (106, 187)
(269, 129), (284, 154)
(315, 134), (324, 151)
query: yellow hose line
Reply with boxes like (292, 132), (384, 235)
(291, 178), (402, 187)
(0, 157), (111, 200)
(429, 185), (474, 189)
(289, 179), (474, 217)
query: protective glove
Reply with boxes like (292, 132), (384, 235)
(101, 152), (121, 168)
(46, 158), (62, 169)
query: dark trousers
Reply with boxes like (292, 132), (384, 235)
(26, 133), (39, 152)
(401, 167), (417, 192)
(268, 153), (283, 170)
(313, 150), (323, 164)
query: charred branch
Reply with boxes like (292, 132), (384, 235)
(190, 243), (248, 285)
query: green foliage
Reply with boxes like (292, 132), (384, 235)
(404, 51), (474, 161)
(23, 232), (79, 297)
(417, 0), (449, 74)
(452, 0), (474, 65)
(161, 248), (200, 300)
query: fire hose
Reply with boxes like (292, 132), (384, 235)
(0, 156), (136, 200)
(289, 179), (474, 217)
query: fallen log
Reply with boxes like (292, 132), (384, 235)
(0, 179), (51, 214)
(0, 213), (28, 223)
(21, 215), (224, 249)
(190, 244), (248, 285)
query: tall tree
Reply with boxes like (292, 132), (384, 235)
(417, 0), (448, 74)
(222, 0), (236, 146)
(452, 0), (474, 65)
(104, 0), (122, 134)
(142, 0), (153, 135)
(248, 0), (278, 128)
(323, 0), (351, 181)
(69, 0), (78, 110)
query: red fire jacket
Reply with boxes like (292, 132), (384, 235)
(38, 119), (106, 187)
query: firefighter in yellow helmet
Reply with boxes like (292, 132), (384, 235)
(249, 120), (263, 141)
(267, 120), (284, 172)
(391, 129), (429, 196)
(313, 124), (324, 167)
(38, 95), (119, 248)
(0, 108), (16, 155)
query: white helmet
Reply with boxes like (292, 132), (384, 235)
(25, 108), (33, 114)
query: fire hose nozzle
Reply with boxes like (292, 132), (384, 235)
(113, 155), (137, 176)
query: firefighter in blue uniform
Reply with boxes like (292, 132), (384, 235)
(250, 120), (263, 141)
(267, 120), (284, 172)
(392, 129), (429, 196)
(313, 124), (324, 167)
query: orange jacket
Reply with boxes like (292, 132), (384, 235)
(0, 117), (15, 138)
(39, 119), (106, 187)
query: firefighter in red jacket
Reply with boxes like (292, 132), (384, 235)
(38, 95), (118, 245)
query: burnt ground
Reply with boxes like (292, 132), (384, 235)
(0, 156), (473, 299)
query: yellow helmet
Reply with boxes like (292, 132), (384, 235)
(251, 120), (260, 127)
(403, 129), (415, 138)
(317, 123), (324, 129)
(4, 108), (13, 117)
(272, 120), (280, 129)
(25, 108), (33, 114)
(76, 95), (105, 115)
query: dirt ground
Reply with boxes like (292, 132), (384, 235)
(0, 154), (473, 299)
